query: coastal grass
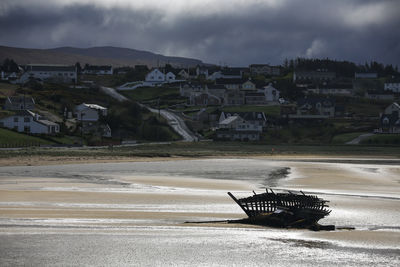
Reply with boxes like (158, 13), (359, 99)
(0, 128), (54, 146)
(1, 142), (399, 160)
(360, 134), (400, 145)
(0, 82), (19, 96)
(331, 132), (367, 144)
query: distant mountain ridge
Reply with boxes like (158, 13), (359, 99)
(0, 45), (204, 67)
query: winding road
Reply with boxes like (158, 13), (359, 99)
(100, 86), (129, 102)
(346, 133), (375, 145)
(100, 86), (197, 142)
(147, 107), (198, 142)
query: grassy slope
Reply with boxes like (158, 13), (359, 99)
(360, 134), (400, 145)
(0, 128), (54, 146)
(121, 87), (180, 101)
(331, 132), (367, 144)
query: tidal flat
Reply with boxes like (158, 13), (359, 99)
(0, 157), (399, 266)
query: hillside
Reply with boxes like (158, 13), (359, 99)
(0, 45), (204, 68)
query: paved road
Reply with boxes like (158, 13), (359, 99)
(100, 86), (197, 142)
(148, 107), (198, 142)
(346, 133), (375, 145)
(100, 86), (129, 102)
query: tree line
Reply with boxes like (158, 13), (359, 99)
(282, 57), (399, 78)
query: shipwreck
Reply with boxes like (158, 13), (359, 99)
(228, 189), (334, 231)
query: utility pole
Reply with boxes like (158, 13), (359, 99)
(158, 98), (160, 119)
(80, 112), (85, 146)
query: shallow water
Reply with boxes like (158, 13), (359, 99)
(0, 158), (399, 266)
(1, 227), (399, 267)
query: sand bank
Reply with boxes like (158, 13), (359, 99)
(0, 156), (399, 251)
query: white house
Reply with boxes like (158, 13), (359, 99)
(0, 110), (59, 134)
(219, 115), (261, 131)
(218, 115), (243, 129)
(178, 69), (189, 79)
(15, 64), (77, 84)
(75, 103), (107, 121)
(219, 111), (267, 129)
(383, 102), (400, 115)
(145, 68), (165, 82)
(216, 115), (262, 141)
(165, 72), (176, 82)
(145, 68), (177, 84)
(378, 102), (400, 134)
(384, 82), (400, 93)
(262, 84), (280, 102)
(209, 68), (243, 80)
(74, 103), (111, 137)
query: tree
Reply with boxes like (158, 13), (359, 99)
(2, 58), (19, 73)
(75, 62), (82, 74)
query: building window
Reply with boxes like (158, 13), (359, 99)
(14, 117), (18, 122)
(24, 117), (30, 122)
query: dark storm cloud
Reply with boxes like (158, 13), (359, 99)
(0, 0), (399, 66)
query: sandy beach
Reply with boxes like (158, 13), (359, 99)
(0, 156), (399, 266)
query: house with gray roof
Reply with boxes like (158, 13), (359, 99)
(0, 110), (59, 134)
(219, 111), (267, 129)
(74, 103), (111, 137)
(216, 113), (264, 141)
(15, 64), (77, 84)
(83, 65), (113, 75)
(290, 97), (336, 118)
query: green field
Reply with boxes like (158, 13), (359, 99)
(331, 132), (367, 144)
(0, 128), (54, 147)
(121, 87), (180, 102)
(361, 134), (400, 145)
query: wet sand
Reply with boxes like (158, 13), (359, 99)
(0, 156), (399, 265)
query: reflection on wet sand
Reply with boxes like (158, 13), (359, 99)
(0, 158), (399, 266)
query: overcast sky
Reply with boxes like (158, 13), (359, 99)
(0, 0), (399, 66)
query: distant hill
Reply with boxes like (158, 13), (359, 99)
(0, 45), (204, 68)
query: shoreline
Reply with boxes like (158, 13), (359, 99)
(1, 154), (400, 167)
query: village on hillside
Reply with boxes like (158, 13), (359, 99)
(0, 58), (400, 147)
